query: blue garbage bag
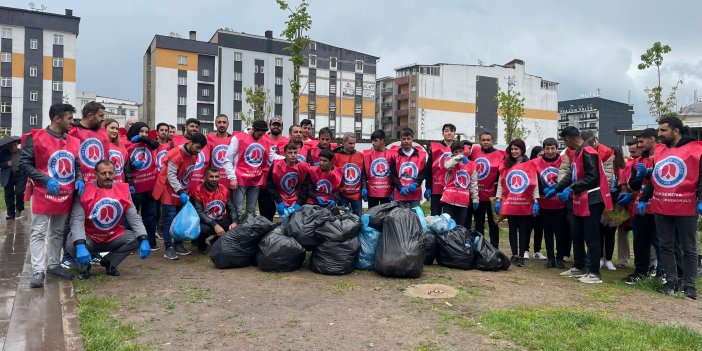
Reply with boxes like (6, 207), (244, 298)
(170, 202), (200, 241)
(412, 206), (428, 233)
(356, 214), (382, 270)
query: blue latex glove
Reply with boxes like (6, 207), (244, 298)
(277, 202), (287, 216)
(634, 163), (649, 180)
(423, 188), (431, 200)
(493, 201), (501, 215)
(400, 187), (409, 196)
(616, 192), (633, 206)
(533, 202), (540, 217)
(139, 240), (151, 259)
(544, 185), (557, 199)
(132, 159), (145, 169)
(316, 196), (327, 206)
(75, 243), (91, 265)
(179, 193), (189, 205)
(290, 204), (301, 213)
(129, 185), (136, 194)
(558, 187), (572, 203)
(389, 193), (394, 202)
(408, 183), (417, 193)
(327, 200), (336, 207)
(636, 201), (647, 216)
(312, 162), (320, 166)
(697, 201), (702, 215)
(75, 180), (85, 196)
(45, 178), (60, 195)
(362, 188), (368, 202)
(130, 135), (142, 143)
(473, 202), (479, 210)
(462, 156), (469, 164)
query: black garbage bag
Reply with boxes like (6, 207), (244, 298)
(374, 207), (425, 278)
(256, 226), (306, 272)
(209, 217), (274, 269)
(498, 251), (511, 271)
(315, 213), (361, 242)
(474, 235), (502, 271)
(436, 226), (475, 270)
(286, 205), (332, 250)
(423, 233), (438, 265)
(366, 202), (402, 230)
(309, 236), (360, 275)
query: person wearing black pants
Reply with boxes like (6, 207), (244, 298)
(368, 197), (389, 209)
(474, 201), (500, 248)
(541, 208), (567, 267)
(258, 189), (275, 222)
(507, 215), (532, 262)
(191, 167), (237, 254)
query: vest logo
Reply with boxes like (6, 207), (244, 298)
(180, 165), (195, 189)
(475, 157), (490, 180)
(316, 179), (332, 194)
(653, 156), (686, 188)
(90, 198), (123, 231)
(48, 150), (75, 185)
(205, 200), (225, 220)
(280, 172), (299, 194)
(540, 166), (558, 186)
(156, 150), (167, 171)
(370, 158), (389, 178)
(438, 152), (452, 170)
(212, 145), (228, 168)
(130, 147), (153, 171)
(244, 143), (265, 167)
(455, 169), (470, 189)
(296, 154), (307, 163)
(194, 151), (206, 171)
(343, 163), (361, 185)
(399, 162), (418, 181)
(506, 170), (529, 194)
(79, 138), (104, 168)
(108, 150), (124, 176)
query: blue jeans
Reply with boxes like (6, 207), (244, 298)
(161, 204), (183, 248)
(338, 196), (362, 217)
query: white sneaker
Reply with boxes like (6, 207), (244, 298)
(523, 251), (530, 260)
(560, 267), (586, 277)
(533, 252), (547, 260)
(600, 258), (606, 269)
(578, 273), (603, 284)
(563, 256), (570, 262)
(604, 261), (616, 271)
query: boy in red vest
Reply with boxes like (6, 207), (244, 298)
(191, 167), (237, 254)
(389, 128), (426, 208)
(425, 123), (458, 215)
(333, 133), (365, 216)
(267, 143), (310, 216)
(470, 131), (505, 248)
(308, 127), (337, 165)
(258, 117), (288, 221)
(533, 138), (567, 268)
(363, 130), (392, 208)
(308, 149), (343, 207)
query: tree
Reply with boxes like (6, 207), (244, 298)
(495, 87), (528, 144)
(239, 86), (273, 126)
(276, 0), (312, 125)
(637, 41), (680, 120)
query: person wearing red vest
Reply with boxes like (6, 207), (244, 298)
(20, 103), (84, 288)
(153, 132), (208, 260)
(258, 117), (288, 221)
(67, 160), (151, 279)
(153, 122), (171, 172)
(638, 117), (700, 300)
(493, 139), (539, 267)
(191, 167), (237, 254)
(363, 130), (392, 208)
(470, 131), (506, 248)
(289, 124), (311, 164)
(389, 128), (426, 209)
(308, 149), (343, 207)
(333, 132), (365, 216)
(425, 123), (459, 215)
(307, 127), (338, 165)
(69, 101), (109, 184)
(547, 126), (613, 284)
(103, 119), (131, 186)
(300, 118), (316, 144)
(267, 143), (311, 216)
(440, 141), (479, 227)
(614, 139), (641, 268)
(126, 122), (161, 251)
(533, 138), (568, 268)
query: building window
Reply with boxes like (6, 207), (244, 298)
(308, 103), (315, 111)
(52, 57), (63, 67)
(177, 117), (186, 125)
(275, 95), (282, 104)
(202, 88), (210, 97)
(275, 77), (282, 85)
(410, 101), (416, 108)
(29, 90), (38, 101)
(1, 53), (11, 63)
(330, 57), (337, 70)
(234, 92), (241, 101)
(201, 107), (209, 115)
(0, 77), (10, 88)
(309, 42), (316, 51)
(0, 102), (10, 113)
(254, 65), (259, 74)
(29, 114), (38, 126)
(53, 34), (64, 45)
(234, 72), (242, 81)
(355, 86), (362, 96)
(178, 96), (186, 105)
(355, 103), (362, 113)
(1, 27), (11, 39)
(309, 82), (316, 92)
(178, 76), (187, 85)
(309, 55), (317, 68)
(275, 57), (283, 67)
(355, 60), (363, 72)
(30, 38), (38, 50)
(129, 110), (135, 117)
(202, 68), (210, 77)
(329, 85), (336, 94)
(411, 85), (416, 92)
(234, 52), (242, 61)
(52, 81), (63, 91)
(177, 55), (187, 65)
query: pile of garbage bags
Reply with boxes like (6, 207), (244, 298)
(209, 216), (276, 269)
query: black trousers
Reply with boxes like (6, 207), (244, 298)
(194, 217), (233, 249)
(571, 202), (604, 276)
(530, 215), (543, 252)
(258, 188), (276, 222)
(541, 208), (567, 261)
(507, 215), (532, 257)
(632, 213), (655, 275)
(4, 173), (26, 216)
(430, 194), (443, 216)
(474, 200), (500, 248)
(441, 203), (467, 229)
(368, 196), (389, 209)
(600, 224), (616, 261)
(654, 214), (698, 288)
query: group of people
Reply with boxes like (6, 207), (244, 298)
(18, 102), (700, 300)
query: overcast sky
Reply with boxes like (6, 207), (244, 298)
(6, 0), (701, 125)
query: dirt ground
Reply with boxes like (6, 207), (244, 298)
(85, 240), (702, 351)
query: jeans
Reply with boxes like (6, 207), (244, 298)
(339, 196), (362, 217)
(368, 196), (390, 209)
(134, 191), (158, 247)
(30, 213), (69, 274)
(654, 214), (699, 289)
(161, 205), (183, 248)
(507, 215), (532, 257)
(4, 173), (26, 216)
(474, 200), (500, 248)
(67, 229), (139, 271)
(571, 202), (604, 276)
(541, 208), (567, 260)
(234, 186), (260, 223)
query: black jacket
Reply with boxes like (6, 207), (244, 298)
(555, 143), (602, 205)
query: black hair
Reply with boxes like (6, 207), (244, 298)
(215, 114), (228, 120)
(450, 141), (464, 153)
(156, 122), (169, 131)
(371, 130), (385, 141)
(185, 118), (201, 127)
(300, 119), (312, 126)
(82, 101), (105, 118)
(49, 103), (76, 122)
(190, 132), (207, 146)
(318, 127), (333, 138)
(319, 149), (334, 161)
(289, 124), (300, 134)
(168, 125), (176, 129)
(478, 131), (493, 140)
(442, 124), (456, 133)
(284, 142), (299, 153)
(626, 139), (639, 146)
(542, 137), (558, 147)
(658, 116), (687, 135)
(529, 146), (543, 160)
(94, 159), (114, 172)
(206, 166), (220, 174)
(400, 128), (414, 138)
(613, 147), (626, 176)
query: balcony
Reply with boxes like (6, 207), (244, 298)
(381, 116), (393, 124)
(395, 76), (409, 85)
(395, 93), (409, 101)
(395, 109), (408, 117)
(381, 87), (393, 95)
(381, 102), (392, 110)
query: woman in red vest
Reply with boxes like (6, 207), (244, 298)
(494, 139), (539, 267)
(126, 122), (161, 251)
(103, 119), (129, 186)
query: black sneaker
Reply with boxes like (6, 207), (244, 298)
(197, 245), (208, 255)
(78, 264), (91, 280)
(100, 260), (120, 276)
(545, 259), (555, 268)
(683, 286), (697, 300)
(510, 255), (519, 265)
(657, 273), (667, 285)
(515, 257), (525, 267)
(658, 282), (678, 295)
(622, 273), (646, 285)
(164, 247), (179, 260)
(555, 258), (566, 269)
(30, 272), (45, 288)
(6, 215), (15, 220)
(174, 244), (191, 256)
(47, 265), (73, 280)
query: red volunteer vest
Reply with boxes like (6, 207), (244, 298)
(271, 160), (310, 206)
(81, 182), (131, 243)
(108, 144), (128, 183)
(440, 160), (477, 206)
(307, 166), (343, 204)
(533, 156), (565, 209)
(152, 147), (198, 206)
(499, 161), (537, 216)
(191, 183), (231, 221)
(650, 141), (702, 216)
(171, 135), (188, 148)
(571, 146), (613, 216)
(430, 142), (453, 194)
(207, 134), (233, 187)
(128, 142), (158, 193)
(69, 126), (110, 183)
(333, 151), (364, 201)
(631, 155), (655, 215)
(391, 147), (427, 202)
(235, 133), (271, 187)
(30, 129), (80, 215)
(263, 134), (289, 158)
(188, 148), (210, 190)
(308, 143), (338, 164)
(470, 146), (505, 201)
(154, 142), (170, 172)
(363, 149), (392, 198)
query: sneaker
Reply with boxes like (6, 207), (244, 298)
(555, 259), (566, 269)
(533, 252), (547, 260)
(150, 245), (160, 252)
(91, 254), (103, 265)
(164, 247), (179, 260)
(61, 257), (78, 270)
(560, 267), (586, 278)
(683, 286), (697, 300)
(545, 259), (555, 268)
(658, 282), (678, 295)
(523, 251), (530, 260)
(515, 257), (525, 267)
(604, 261), (616, 271)
(15, 210), (23, 219)
(510, 255), (519, 265)
(657, 273), (667, 285)
(78, 264), (91, 280)
(47, 265), (73, 280)
(563, 256), (570, 262)
(578, 273), (603, 284)
(174, 244), (191, 256)
(648, 265), (657, 277)
(5, 215), (15, 220)
(30, 272), (45, 288)
(622, 273), (646, 285)
(600, 258), (606, 269)
(100, 260), (119, 276)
